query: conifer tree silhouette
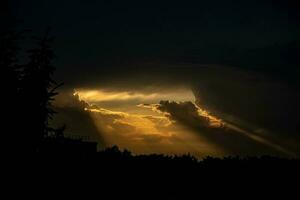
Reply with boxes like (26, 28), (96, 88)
(1, 31), (19, 94)
(1, 25), (24, 154)
(20, 32), (62, 152)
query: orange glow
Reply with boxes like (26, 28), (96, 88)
(74, 88), (195, 103)
(69, 87), (291, 157)
(74, 88), (225, 157)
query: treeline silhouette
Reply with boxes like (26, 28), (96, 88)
(2, 27), (62, 155)
(2, 27), (299, 170)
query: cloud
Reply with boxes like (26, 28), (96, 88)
(52, 92), (224, 157)
(154, 100), (210, 128)
(145, 100), (297, 157)
(192, 65), (300, 155)
(84, 106), (191, 154)
(51, 92), (105, 148)
(74, 88), (195, 105)
(60, 62), (299, 141)
(52, 62), (300, 157)
(139, 101), (223, 128)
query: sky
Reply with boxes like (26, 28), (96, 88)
(8, 0), (300, 157)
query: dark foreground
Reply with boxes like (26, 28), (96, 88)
(6, 144), (300, 198)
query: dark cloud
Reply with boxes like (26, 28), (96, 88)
(51, 92), (105, 148)
(155, 101), (210, 128)
(11, 0), (300, 85)
(153, 100), (298, 157)
(192, 66), (300, 149)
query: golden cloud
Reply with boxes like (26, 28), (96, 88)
(74, 88), (195, 103)
(84, 104), (224, 157)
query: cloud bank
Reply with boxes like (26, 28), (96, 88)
(53, 92), (224, 157)
(141, 100), (295, 157)
(52, 83), (299, 158)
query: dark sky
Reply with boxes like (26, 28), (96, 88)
(9, 0), (300, 83)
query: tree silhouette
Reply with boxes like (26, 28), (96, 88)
(1, 31), (19, 94)
(19, 32), (62, 152)
(1, 25), (24, 155)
